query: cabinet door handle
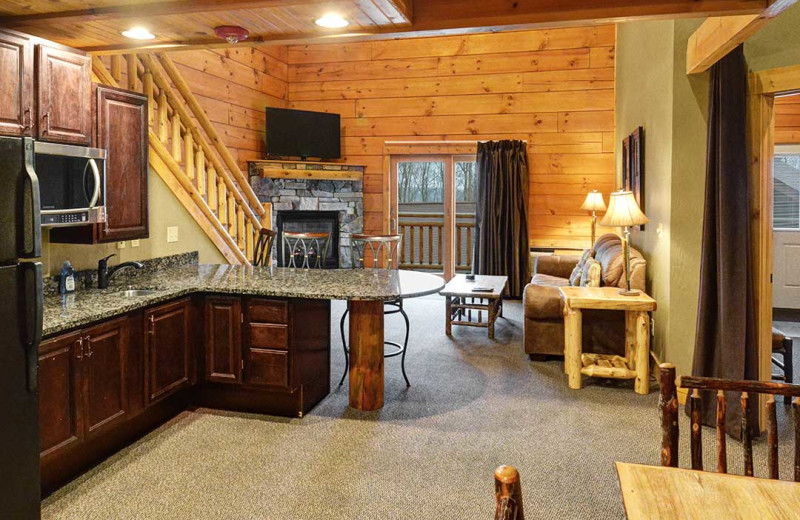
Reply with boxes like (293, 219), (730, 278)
(76, 337), (83, 360)
(43, 111), (50, 134)
(148, 315), (155, 335)
(84, 336), (93, 358)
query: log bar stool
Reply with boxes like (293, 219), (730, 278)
(773, 327), (795, 404)
(339, 234), (410, 386)
(282, 231), (330, 269)
(253, 228), (277, 266)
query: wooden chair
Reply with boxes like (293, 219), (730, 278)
(494, 465), (524, 520)
(252, 228), (277, 266)
(281, 231), (330, 269)
(659, 363), (800, 480)
(339, 234), (410, 386)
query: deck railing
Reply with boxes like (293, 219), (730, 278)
(398, 212), (474, 272)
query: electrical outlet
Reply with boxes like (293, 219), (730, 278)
(131, 239), (140, 248)
(117, 241), (126, 249)
(167, 226), (179, 243)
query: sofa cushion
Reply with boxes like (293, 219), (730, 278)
(580, 258), (602, 287)
(594, 233), (644, 288)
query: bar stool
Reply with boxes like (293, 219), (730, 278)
(772, 327), (794, 405)
(253, 228), (277, 266)
(339, 234), (410, 387)
(282, 231), (330, 269)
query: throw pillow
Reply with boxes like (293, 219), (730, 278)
(580, 258), (602, 287)
(569, 248), (595, 286)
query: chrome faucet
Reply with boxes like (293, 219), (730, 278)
(98, 254), (144, 289)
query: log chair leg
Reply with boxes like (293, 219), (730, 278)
(488, 298), (497, 339)
(634, 311), (651, 395)
(564, 305), (582, 389)
(348, 300), (385, 411)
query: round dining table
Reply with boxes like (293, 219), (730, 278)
(346, 269), (444, 411)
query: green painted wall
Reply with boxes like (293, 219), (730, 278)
(40, 167), (226, 276)
(615, 19), (675, 364)
(616, 3), (800, 375)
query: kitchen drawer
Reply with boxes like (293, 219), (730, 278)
(248, 299), (288, 324)
(249, 323), (288, 350)
(246, 349), (288, 388)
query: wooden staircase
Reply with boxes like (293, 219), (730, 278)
(92, 53), (268, 265)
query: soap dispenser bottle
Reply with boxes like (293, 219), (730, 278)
(59, 261), (75, 294)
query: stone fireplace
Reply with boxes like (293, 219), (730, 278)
(249, 162), (364, 268)
(275, 210), (340, 269)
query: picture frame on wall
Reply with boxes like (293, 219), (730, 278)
(623, 127), (645, 231)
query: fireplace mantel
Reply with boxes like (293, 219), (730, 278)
(249, 160), (364, 181)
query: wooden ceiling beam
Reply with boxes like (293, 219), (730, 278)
(3, 0), (771, 53)
(686, 0), (797, 74)
(0, 0), (321, 27)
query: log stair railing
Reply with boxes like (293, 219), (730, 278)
(91, 53), (268, 265)
(659, 363), (800, 480)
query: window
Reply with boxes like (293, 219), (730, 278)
(774, 151), (800, 229)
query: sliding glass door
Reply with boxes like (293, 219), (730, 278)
(390, 154), (477, 280)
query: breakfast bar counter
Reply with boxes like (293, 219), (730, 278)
(44, 265), (444, 411)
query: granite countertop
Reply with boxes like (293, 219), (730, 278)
(43, 265), (444, 337)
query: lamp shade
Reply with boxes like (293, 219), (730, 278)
(600, 190), (648, 227)
(580, 190), (607, 212)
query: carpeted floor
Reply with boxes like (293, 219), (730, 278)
(42, 297), (799, 520)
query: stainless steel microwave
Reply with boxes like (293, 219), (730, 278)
(34, 141), (107, 227)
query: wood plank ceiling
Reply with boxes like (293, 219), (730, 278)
(0, 0), (770, 53)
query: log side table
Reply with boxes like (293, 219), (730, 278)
(558, 287), (657, 395)
(441, 274), (508, 339)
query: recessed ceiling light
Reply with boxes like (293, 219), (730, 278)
(121, 27), (155, 40)
(315, 13), (349, 29)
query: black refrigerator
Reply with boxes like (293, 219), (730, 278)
(0, 136), (43, 519)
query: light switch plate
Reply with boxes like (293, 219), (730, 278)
(131, 239), (140, 248)
(167, 226), (179, 243)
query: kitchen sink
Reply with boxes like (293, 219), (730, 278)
(117, 289), (159, 298)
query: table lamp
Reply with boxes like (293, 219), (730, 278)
(580, 190), (607, 245)
(600, 190), (649, 296)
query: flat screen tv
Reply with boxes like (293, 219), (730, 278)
(265, 107), (341, 160)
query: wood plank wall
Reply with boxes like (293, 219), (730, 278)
(285, 25), (617, 247)
(169, 47), (288, 169)
(775, 92), (800, 145)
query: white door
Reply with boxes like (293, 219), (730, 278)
(773, 146), (800, 309)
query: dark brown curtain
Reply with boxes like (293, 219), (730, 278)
(473, 140), (530, 298)
(692, 46), (759, 438)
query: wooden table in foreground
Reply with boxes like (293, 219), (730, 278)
(348, 270), (444, 412)
(616, 462), (800, 520)
(558, 287), (657, 394)
(440, 274), (508, 339)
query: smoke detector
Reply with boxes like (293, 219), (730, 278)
(214, 26), (250, 44)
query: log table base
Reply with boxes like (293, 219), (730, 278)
(348, 300), (385, 411)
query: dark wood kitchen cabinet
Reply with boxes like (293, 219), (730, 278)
(144, 298), (192, 405)
(0, 31), (34, 137)
(35, 43), (91, 145)
(245, 299), (291, 389)
(95, 85), (149, 242)
(205, 296), (242, 384)
(38, 331), (84, 464)
(82, 317), (130, 439)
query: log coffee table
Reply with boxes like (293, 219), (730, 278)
(441, 274), (508, 339)
(558, 286), (657, 395)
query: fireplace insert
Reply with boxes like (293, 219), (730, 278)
(276, 210), (340, 269)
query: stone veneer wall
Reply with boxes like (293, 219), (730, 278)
(249, 176), (364, 267)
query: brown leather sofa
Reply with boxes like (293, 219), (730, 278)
(523, 234), (647, 360)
